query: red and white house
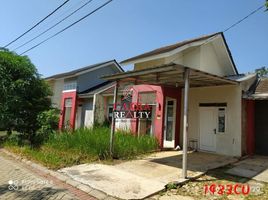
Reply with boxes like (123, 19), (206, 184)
(45, 60), (123, 130)
(46, 32), (268, 158)
(103, 32), (260, 157)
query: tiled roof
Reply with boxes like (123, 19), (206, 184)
(255, 78), (268, 94)
(121, 32), (221, 64)
(78, 81), (112, 94)
(45, 60), (123, 80)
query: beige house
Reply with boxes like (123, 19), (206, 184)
(103, 32), (257, 158)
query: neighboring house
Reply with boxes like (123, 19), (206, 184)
(79, 80), (133, 131)
(103, 32), (258, 157)
(244, 78), (268, 156)
(45, 60), (124, 130)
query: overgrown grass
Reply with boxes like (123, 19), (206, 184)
(4, 127), (159, 169)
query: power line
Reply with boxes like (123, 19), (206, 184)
(23, 0), (86, 40)
(4, 0), (71, 48)
(20, 0), (113, 55)
(168, 3), (266, 65)
(19, 1), (264, 56)
(223, 4), (265, 33)
(13, 0), (94, 51)
(199, 4), (266, 48)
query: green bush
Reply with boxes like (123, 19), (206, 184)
(4, 132), (21, 146)
(34, 108), (60, 146)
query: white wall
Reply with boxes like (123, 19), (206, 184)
(50, 79), (64, 109)
(134, 36), (236, 77)
(174, 43), (232, 77)
(182, 47), (201, 70)
(180, 85), (242, 157)
(81, 99), (93, 128)
(200, 43), (223, 76)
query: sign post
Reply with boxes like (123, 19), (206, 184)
(110, 81), (118, 157)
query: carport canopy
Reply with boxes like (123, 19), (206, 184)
(102, 63), (238, 87)
(102, 62), (238, 179)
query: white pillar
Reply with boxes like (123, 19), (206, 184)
(92, 94), (97, 125)
(182, 68), (190, 179)
(110, 81), (118, 157)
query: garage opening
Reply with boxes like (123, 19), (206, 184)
(255, 100), (268, 155)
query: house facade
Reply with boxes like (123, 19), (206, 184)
(103, 32), (258, 157)
(243, 78), (268, 156)
(46, 60), (123, 130)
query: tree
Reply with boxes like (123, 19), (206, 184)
(255, 66), (268, 77)
(0, 49), (51, 144)
(266, 0), (268, 11)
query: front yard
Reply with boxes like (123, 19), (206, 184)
(4, 127), (159, 169)
(4, 127), (268, 200)
(153, 165), (268, 200)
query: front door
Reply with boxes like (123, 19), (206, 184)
(64, 98), (72, 129)
(75, 106), (82, 129)
(164, 98), (176, 148)
(199, 107), (217, 152)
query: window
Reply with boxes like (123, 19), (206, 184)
(107, 105), (114, 123)
(63, 81), (77, 91)
(65, 98), (72, 107)
(218, 108), (226, 133)
(64, 98), (73, 129)
(139, 92), (156, 105)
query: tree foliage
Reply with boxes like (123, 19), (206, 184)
(255, 66), (268, 77)
(0, 49), (51, 143)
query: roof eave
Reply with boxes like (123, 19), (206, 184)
(45, 60), (123, 80)
(102, 63), (238, 87)
(220, 33), (239, 75)
(120, 32), (222, 65)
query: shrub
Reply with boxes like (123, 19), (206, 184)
(5, 127), (159, 169)
(4, 133), (20, 146)
(34, 108), (60, 146)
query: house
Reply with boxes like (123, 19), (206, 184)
(102, 32), (258, 158)
(45, 60), (124, 130)
(243, 77), (268, 156)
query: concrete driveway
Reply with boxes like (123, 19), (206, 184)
(59, 151), (237, 199)
(226, 155), (268, 183)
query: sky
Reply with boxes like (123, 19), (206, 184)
(0, 0), (267, 77)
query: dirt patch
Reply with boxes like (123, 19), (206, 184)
(152, 165), (268, 200)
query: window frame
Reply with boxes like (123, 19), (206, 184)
(217, 107), (227, 134)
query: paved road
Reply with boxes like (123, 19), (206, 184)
(0, 151), (93, 200)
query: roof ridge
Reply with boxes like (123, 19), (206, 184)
(45, 59), (117, 80)
(121, 32), (222, 64)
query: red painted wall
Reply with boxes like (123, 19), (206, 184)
(246, 99), (255, 155)
(131, 85), (181, 148)
(131, 85), (164, 146)
(163, 86), (182, 148)
(59, 91), (77, 130)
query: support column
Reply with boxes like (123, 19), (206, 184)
(182, 68), (190, 179)
(92, 94), (97, 125)
(110, 81), (118, 157)
(246, 99), (255, 155)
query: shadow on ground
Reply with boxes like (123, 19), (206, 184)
(149, 151), (237, 173)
